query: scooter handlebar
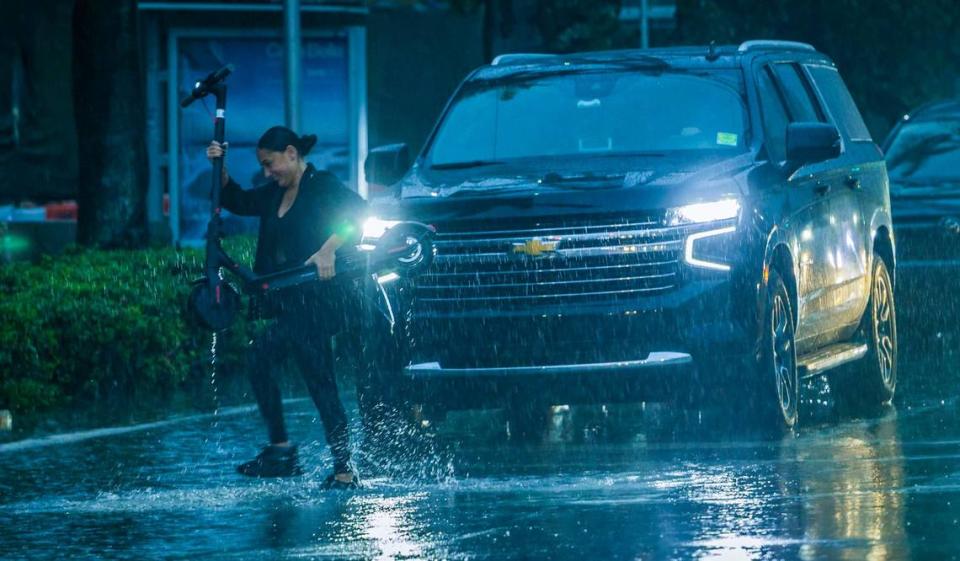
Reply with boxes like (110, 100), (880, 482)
(180, 64), (234, 107)
(205, 64), (234, 86)
(248, 251), (384, 293)
(248, 223), (435, 294)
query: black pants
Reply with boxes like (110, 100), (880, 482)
(247, 312), (351, 473)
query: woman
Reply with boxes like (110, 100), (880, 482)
(206, 126), (365, 489)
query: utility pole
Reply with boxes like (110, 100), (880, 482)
(640, 0), (649, 49)
(283, 0), (302, 132)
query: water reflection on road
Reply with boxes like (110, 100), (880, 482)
(1, 352), (958, 560)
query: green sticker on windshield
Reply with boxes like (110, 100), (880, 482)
(716, 132), (738, 146)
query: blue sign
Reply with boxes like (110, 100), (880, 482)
(178, 35), (350, 243)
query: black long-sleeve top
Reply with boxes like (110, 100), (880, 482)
(221, 164), (367, 275)
(221, 164), (367, 321)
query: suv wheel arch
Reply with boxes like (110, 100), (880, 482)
(873, 225), (895, 287)
(760, 241), (799, 333)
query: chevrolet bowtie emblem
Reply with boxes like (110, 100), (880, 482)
(512, 238), (559, 257)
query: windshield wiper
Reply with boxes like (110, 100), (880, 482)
(577, 151), (667, 159)
(538, 172), (625, 189)
(430, 160), (504, 170)
(444, 185), (539, 198)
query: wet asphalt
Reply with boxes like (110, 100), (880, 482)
(1, 338), (959, 560)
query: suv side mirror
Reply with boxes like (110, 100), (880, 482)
(365, 143), (409, 188)
(786, 122), (841, 166)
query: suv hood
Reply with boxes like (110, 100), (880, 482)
(375, 152), (753, 223)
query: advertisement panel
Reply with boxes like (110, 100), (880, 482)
(178, 34), (349, 244)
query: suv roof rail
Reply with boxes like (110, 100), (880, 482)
(737, 40), (816, 53)
(491, 53), (556, 66)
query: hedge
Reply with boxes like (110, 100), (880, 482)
(0, 238), (256, 414)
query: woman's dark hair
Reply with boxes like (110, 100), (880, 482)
(257, 126), (317, 157)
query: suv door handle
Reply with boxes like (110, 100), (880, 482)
(814, 182), (831, 196)
(845, 175), (861, 190)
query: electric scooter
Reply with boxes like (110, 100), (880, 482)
(180, 65), (433, 331)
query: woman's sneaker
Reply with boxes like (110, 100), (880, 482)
(237, 445), (303, 478)
(321, 472), (361, 490)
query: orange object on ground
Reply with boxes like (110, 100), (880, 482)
(45, 201), (78, 221)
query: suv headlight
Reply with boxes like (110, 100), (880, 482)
(674, 199), (740, 224)
(360, 217), (401, 250)
(671, 199), (740, 271)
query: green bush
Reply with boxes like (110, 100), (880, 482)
(0, 238), (256, 414)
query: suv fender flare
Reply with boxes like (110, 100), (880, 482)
(756, 227), (799, 349)
(867, 206), (897, 280)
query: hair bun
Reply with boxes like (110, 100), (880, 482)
(298, 134), (318, 156)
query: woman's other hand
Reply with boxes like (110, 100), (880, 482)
(305, 248), (336, 280)
(206, 141), (230, 187)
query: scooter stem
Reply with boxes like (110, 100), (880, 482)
(205, 83), (227, 294)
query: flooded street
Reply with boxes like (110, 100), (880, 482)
(3, 1), (960, 559)
(1, 341), (958, 561)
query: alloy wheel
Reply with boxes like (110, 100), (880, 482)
(873, 268), (896, 388)
(772, 292), (797, 424)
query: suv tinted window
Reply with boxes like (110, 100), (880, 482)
(757, 66), (790, 162)
(807, 65), (872, 141)
(427, 70), (748, 166)
(772, 63), (824, 123)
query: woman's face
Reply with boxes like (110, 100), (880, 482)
(256, 146), (299, 188)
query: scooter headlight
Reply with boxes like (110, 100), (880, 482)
(360, 217), (401, 250)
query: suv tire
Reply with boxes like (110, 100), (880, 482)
(504, 399), (553, 441)
(751, 269), (799, 428)
(834, 257), (897, 413)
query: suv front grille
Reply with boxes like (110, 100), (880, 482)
(415, 216), (687, 311)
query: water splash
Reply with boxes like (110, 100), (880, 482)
(210, 330), (220, 420)
(209, 328), (226, 456)
(355, 415), (457, 485)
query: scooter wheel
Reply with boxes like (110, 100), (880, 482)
(187, 281), (241, 331)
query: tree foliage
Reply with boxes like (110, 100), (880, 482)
(444, 0), (629, 59)
(0, 239), (255, 414)
(673, 0), (960, 138)
(533, 0), (625, 53)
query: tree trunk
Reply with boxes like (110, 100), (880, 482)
(0, 0), (78, 203)
(73, 0), (147, 248)
(482, 0), (495, 63)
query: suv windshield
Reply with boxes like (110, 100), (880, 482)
(426, 69), (748, 168)
(886, 118), (960, 183)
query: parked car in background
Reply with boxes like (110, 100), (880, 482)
(360, 41), (898, 431)
(883, 100), (960, 343)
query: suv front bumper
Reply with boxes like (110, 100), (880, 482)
(391, 275), (755, 408)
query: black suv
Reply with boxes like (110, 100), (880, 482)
(360, 40), (897, 429)
(883, 100), (960, 342)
